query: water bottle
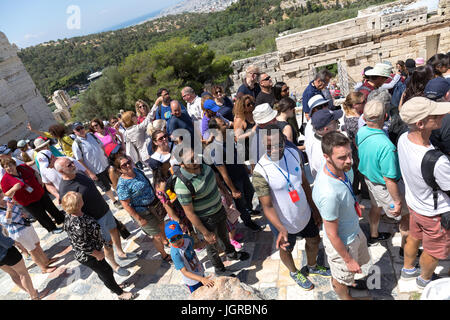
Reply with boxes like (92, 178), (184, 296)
(388, 203), (401, 221)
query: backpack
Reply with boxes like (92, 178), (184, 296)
(75, 133), (102, 160)
(420, 149), (450, 211)
(387, 110), (408, 146)
(390, 80), (406, 109)
(165, 165), (196, 199)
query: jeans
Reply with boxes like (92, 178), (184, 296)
(199, 207), (236, 269)
(81, 256), (123, 296)
(23, 192), (65, 232)
(232, 175), (255, 225)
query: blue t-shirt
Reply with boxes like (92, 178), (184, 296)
(170, 235), (204, 286)
(312, 168), (359, 245)
(155, 105), (172, 121)
(356, 126), (401, 185)
(116, 169), (155, 213)
(302, 81), (324, 114)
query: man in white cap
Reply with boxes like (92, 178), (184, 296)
(397, 97), (450, 290)
(358, 63), (392, 102)
(250, 103), (300, 165)
(304, 95), (330, 161)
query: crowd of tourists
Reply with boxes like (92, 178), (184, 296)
(0, 53), (449, 300)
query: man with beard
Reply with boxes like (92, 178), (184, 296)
(152, 88), (173, 122)
(252, 124), (330, 291)
(312, 131), (371, 300)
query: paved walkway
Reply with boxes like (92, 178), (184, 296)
(1, 186), (448, 300)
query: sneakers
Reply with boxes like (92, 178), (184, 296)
(400, 267), (421, 280)
(117, 252), (138, 260)
(307, 265), (332, 278)
(226, 251), (250, 261)
(416, 273), (442, 290)
(114, 201), (123, 209)
(230, 239), (242, 250)
(290, 271), (314, 291)
(244, 221), (262, 232)
(368, 232), (392, 246)
(51, 227), (64, 234)
(114, 267), (131, 277)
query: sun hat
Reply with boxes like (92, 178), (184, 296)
(253, 103), (277, 124)
(33, 137), (51, 150)
(308, 95), (330, 111)
(364, 63), (393, 78)
(400, 97), (450, 124)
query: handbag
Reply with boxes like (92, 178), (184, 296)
(441, 212), (450, 230)
(114, 217), (131, 239)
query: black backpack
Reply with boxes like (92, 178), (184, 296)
(165, 165), (196, 199)
(421, 149), (450, 209)
(387, 110), (408, 146)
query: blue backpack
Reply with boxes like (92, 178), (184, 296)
(390, 80), (406, 109)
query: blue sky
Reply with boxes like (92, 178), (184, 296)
(0, 0), (181, 48)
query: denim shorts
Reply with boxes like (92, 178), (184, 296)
(96, 210), (117, 242)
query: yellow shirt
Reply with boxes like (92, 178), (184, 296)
(42, 131), (74, 157)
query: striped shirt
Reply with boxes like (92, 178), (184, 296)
(0, 204), (27, 235)
(174, 164), (222, 218)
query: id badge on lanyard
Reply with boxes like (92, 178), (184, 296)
(354, 201), (362, 217)
(288, 188), (300, 203)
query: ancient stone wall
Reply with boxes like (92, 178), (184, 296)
(230, 0), (450, 100)
(0, 32), (56, 144)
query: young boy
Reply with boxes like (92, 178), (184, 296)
(165, 221), (214, 293)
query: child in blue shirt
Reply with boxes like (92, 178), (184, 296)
(165, 221), (214, 293)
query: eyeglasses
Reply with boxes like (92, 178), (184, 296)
(120, 160), (132, 169)
(67, 161), (74, 168)
(169, 234), (183, 243)
(157, 134), (168, 142)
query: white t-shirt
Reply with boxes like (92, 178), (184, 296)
(303, 120), (314, 155)
(39, 157), (85, 190)
(254, 147), (311, 234)
(187, 96), (203, 121)
(306, 134), (325, 180)
(397, 132), (450, 216)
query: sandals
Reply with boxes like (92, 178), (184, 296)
(118, 292), (139, 301)
(119, 282), (131, 289)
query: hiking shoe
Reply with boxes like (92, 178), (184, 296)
(307, 265), (332, 278)
(244, 221), (263, 232)
(290, 271), (314, 291)
(400, 267), (421, 280)
(368, 232), (392, 246)
(227, 251), (250, 261)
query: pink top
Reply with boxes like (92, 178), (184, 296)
(94, 127), (117, 148)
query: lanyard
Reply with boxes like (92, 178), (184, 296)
(267, 154), (294, 191)
(325, 165), (357, 203)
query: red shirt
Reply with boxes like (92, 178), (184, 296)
(357, 80), (376, 102)
(1, 164), (44, 206)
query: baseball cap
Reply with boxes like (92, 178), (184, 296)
(363, 100), (386, 122)
(164, 221), (183, 239)
(311, 109), (343, 130)
(424, 77), (450, 101)
(72, 122), (84, 130)
(203, 99), (220, 113)
(0, 145), (11, 155)
(253, 103), (277, 124)
(308, 95), (329, 111)
(400, 97), (450, 124)
(17, 140), (28, 148)
(362, 66), (373, 76)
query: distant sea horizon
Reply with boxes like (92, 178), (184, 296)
(98, 9), (163, 33)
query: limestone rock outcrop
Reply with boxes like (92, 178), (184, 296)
(189, 276), (266, 300)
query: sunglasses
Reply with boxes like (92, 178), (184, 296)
(120, 160), (132, 169)
(75, 127), (84, 131)
(157, 134), (168, 142)
(261, 76), (271, 81)
(215, 90), (222, 94)
(245, 102), (255, 107)
(169, 234), (183, 243)
(67, 161), (74, 168)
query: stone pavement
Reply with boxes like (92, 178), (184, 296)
(0, 165), (449, 300)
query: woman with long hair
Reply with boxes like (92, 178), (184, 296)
(399, 65), (434, 107)
(427, 53), (449, 78)
(135, 99), (150, 124)
(121, 110), (152, 169)
(89, 118), (123, 150)
(147, 130), (171, 171)
(273, 82), (300, 137)
(27, 123), (74, 157)
(211, 85), (233, 122)
(233, 94), (257, 162)
(396, 60), (407, 78)
(276, 97), (300, 147)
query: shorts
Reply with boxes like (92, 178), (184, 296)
(365, 178), (409, 220)
(408, 207), (450, 260)
(323, 228), (371, 286)
(268, 215), (319, 252)
(13, 227), (40, 251)
(96, 210), (117, 242)
(187, 282), (203, 293)
(0, 246), (22, 267)
(95, 168), (112, 192)
(136, 206), (165, 237)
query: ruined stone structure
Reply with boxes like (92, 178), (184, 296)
(52, 90), (72, 123)
(0, 32), (56, 144)
(230, 0), (450, 98)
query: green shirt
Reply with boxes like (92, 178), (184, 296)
(356, 126), (401, 185)
(174, 164), (222, 218)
